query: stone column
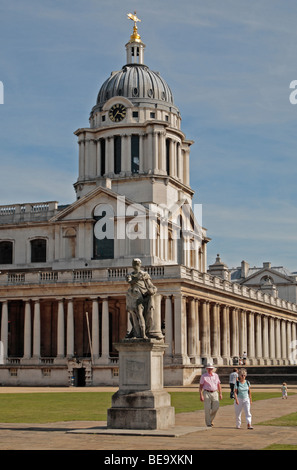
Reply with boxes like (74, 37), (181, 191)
(247, 311), (255, 364)
(88, 139), (96, 177)
(281, 320), (287, 364)
(173, 294), (188, 363)
(1, 300), (8, 362)
(66, 299), (74, 357)
(200, 300), (210, 362)
(210, 302), (220, 363)
(169, 139), (175, 177)
(164, 296), (173, 357)
(262, 315), (269, 363)
(187, 298), (197, 361)
(33, 299), (41, 359)
(275, 318), (282, 364)
(139, 134), (144, 173)
(239, 309), (247, 359)
(78, 140), (85, 179)
(96, 139), (101, 176)
(183, 149), (190, 186)
(152, 132), (159, 172)
(84, 139), (90, 177)
(159, 131), (166, 173)
(221, 305), (228, 364)
(230, 307), (239, 358)
(269, 317), (276, 364)
(92, 298), (100, 360)
(195, 299), (200, 358)
(106, 137), (114, 174)
(291, 322), (297, 365)
(57, 299), (65, 358)
(23, 301), (32, 359)
(146, 132), (153, 171)
(121, 134), (131, 172)
(100, 297), (109, 362)
(287, 321), (292, 365)
(255, 314), (263, 364)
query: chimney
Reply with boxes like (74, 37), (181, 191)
(241, 260), (249, 278)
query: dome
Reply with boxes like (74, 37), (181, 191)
(96, 64), (174, 110)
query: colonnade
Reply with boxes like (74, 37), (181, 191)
(0, 297), (111, 364)
(1, 294), (297, 366)
(78, 132), (190, 184)
(164, 296), (297, 365)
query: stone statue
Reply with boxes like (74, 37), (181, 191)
(126, 258), (159, 339)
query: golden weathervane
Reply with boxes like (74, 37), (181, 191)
(127, 11), (141, 42)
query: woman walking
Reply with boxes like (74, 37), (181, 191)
(234, 368), (253, 429)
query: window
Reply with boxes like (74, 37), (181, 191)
(102, 115), (106, 122)
(132, 111), (139, 118)
(112, 368), (119, 377)
(0, 241), (13, 264)
(150, 112), (155, 118)
(93, 205), (114, 260)
(131, 135), (140, 174)
(114, 136), (121, 174)
(42, 368), (51, 377)
(100, 139), (106, 176)
(31, 239), (46, 263)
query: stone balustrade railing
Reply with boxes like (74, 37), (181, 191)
(0, 201), (59, 223)
(1, 264), (297, 315)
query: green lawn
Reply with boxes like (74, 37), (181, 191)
(0, 391), (293, 424)
(258, 411), (297, 427)
(264, 444), (297, 450)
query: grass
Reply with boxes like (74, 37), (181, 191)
(0, 391), (293, 424)
(170, 391), (292, 413)
(258, 411), (297, 427)
(264, 444), (297, 450)
(0, 392), (112, 423)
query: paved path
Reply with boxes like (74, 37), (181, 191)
(0, 386), (296, 450)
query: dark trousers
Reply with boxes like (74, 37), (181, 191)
(229, 383), (235, 398)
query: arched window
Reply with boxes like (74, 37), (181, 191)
(93, 204), (114, 260)
(31, 239), (46, 263)
(0, 241), (13, 264)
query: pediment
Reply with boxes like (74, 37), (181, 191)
(240, 267), (294, 286)
(50, 186), (142, 222)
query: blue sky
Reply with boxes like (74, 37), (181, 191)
(1, 0), (297, 271)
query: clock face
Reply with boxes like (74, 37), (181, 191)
(108, 104), (127, 122)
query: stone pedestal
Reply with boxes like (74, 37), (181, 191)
(107, 339), (175, 430)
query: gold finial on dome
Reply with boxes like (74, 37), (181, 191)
(127, 11), (141, 42)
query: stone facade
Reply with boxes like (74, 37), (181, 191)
(0, 19), (297, 387)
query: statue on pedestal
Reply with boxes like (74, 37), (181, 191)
(126, 258), (161, 339)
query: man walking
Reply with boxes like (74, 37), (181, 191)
(229, 368), (238, 399)
(199, 363), (223, 427)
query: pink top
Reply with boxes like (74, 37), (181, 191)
(200, 372), (221, 392)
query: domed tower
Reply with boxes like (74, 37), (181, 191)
(73, 13), (194, 209)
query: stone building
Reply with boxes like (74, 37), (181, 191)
(0, 17), (297, 387)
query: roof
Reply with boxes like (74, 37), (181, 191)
(95, 64), (175, 111)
